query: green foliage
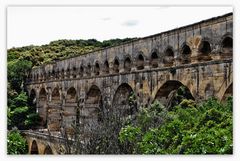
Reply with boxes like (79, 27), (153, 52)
(119, 125), (141, 143)
(119, 97), (233, 154)
(7, 130), (28, 154)
(7, 60), (32, 93)
(8, 38), (135, 67)
(7, 91), (40, 130)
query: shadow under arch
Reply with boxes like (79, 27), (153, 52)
(84, 85), (103, 128)
(64, 87), (78, 131)
(30, 140), (39, 154)
(112, 83), (136, 117)
(29, 89), (37, 111)
(44, 145), (53, 154)
(154, 80), (194, 109)
(38, 88), (47, 127)
(221, 83), (233, 102)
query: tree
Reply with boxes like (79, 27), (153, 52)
(7, 60), (32, 93)
(8, 91), (40, 130)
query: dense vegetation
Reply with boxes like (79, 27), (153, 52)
(8, 38), (135, 66)
(119, 97), (233, 154)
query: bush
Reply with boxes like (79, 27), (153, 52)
(119, 97), (233, 154)
(7, 130), (28, 154)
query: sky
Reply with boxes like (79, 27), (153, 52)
(7, 6), (232, 48)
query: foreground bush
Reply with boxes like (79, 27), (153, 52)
(119, 97), (233, 154)
(7, 130), (28, 154)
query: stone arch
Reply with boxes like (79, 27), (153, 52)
(198, 39), (212, 61)
(103, 60), (110, 74)
(29, 89), (37, 111)
(154, 80), (194, 109)
(64, 87), (78, 130)
(61, 68), (65, 79)
(86, 63), (91, 76)
(79, 65), (84, 77)
(84, 85), (103, 130)
(150, 49), (159, 68)
(53, 69), (57, 79)
(54, 69), (59, 79)
(221, 35), (233, 54)
(181, 43), (192, 64)
(66, 67), (70, 78)
(49, 87), (61, 131)
(113, 58), (120, 73)
(30, 140), (39, 154)
(124, 56), (132, 72)
(39, 88), (47, 127)
(204, 83), (215, 99)
(66, 87), (77, 103)
(44, 145), (53, 154)
(48, 71), (51, 79)
(136, 52), (144, 70)
(163, 46), (174, 67)
(72, 66), (77, 78)
(94, 61), (100, 76)
(221, 83), (233, 101)
(51, 87), (60, 103)
(112, 83), (136, 117)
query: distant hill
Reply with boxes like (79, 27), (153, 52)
(7, 38), (136, 67)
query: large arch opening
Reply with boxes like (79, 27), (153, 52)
(30, 140), (39, 154)
(51, 88), (60, 104)
(94, 62), (100, 76)
(221, 37), (233, 54)
(39, 88), (47, 127)
(181, 44), (192, 64)
(198, 40), (212, 61)
(65, 87), (78, 131)
(44, 145), (53, 154)
(55, 69), (60, 79)
(154, 80), (194, 110)
(66, 87), (77, 103)
(124, 57), (132, 72)
(151, 51), (159, 68)
(221, 83), (233, 101)
(86, 64), (91, 77)
(29, 89), (37, 112)
(113, 59), (119, 73)
(112, 83), (136, 117)
(104, 60), (109, 74)
(66, 68), (70, 79)
(136, 54), (144, 70)
(49, 88), (61, 131)
(72, 67), (77, 78)
(84, 85), (103, 132)
(79, 66), (84, 77)
(163, 47), (174, 67)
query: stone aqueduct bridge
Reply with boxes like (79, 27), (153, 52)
(24, 13), (233, 154)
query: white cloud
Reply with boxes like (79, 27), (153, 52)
(122, 20), (139, 26)
(102, 17), (111, 21)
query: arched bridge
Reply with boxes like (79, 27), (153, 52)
(24, 13), (233, 154)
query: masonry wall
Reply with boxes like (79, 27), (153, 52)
(26, 13), (233, 132)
